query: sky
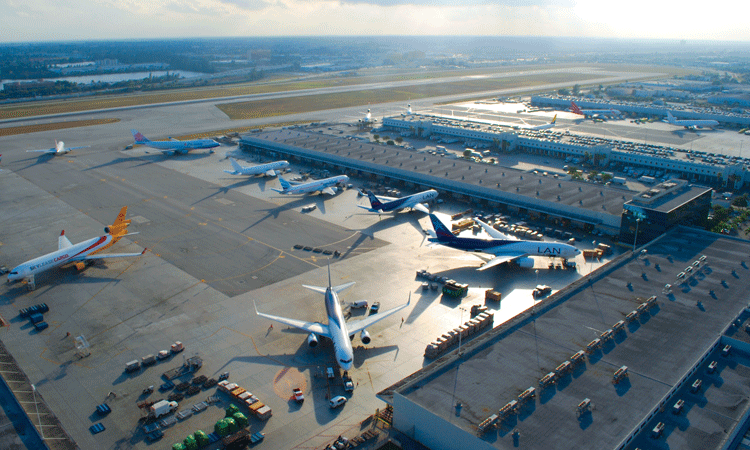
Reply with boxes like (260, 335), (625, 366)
(1, 0), (748, 43)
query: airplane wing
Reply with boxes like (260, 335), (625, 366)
(66, 145), (90, 151)
(474, 218), (517, 240)
(264, 169), (277, 177)
(253, 300), (331, 337)
(321, 187), (336, 195)
(26, 148), (55, 153)
(58, 232), (72, 250)
(477, 253), (526, 271)
(80, 248), (148, 260)
(347, 295), (411, 336)
(413, 203), (430, 214)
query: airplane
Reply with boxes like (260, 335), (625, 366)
(223, 157), (289, 177)
(26, 140), (90, 155)
(254, 264), (410, 370)
(569, 101), (622, 119)
(358, 109), (376, 125)
(526, 114), (557, 131)
(359, 189), (438, 214)
(7, 207), (147, 289)
(666, 111), (719, 130)
(426, 213), (580, 271)
(130, 129), (219, 155)
(272, 175), (349, 196)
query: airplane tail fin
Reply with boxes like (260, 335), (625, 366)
(278, 177), (292, 191)
(367, 191), (384, 210)
(106, 206), (132, 239)
(570, 101), (583, 115)
(428, 214), (455, 241)
(666, 111), (676, 124)
(131, 129), (150, 144)
(229, 158), (245, 173)
(551, 114), (557, 124)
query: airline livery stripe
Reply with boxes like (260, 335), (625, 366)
(72, 236), (108, 258)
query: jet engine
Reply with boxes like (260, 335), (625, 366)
(104, 226), (111, 234)
(360, 330), (371, 345)
(307, 333), (318, 348)
(515, 257), (534, 268)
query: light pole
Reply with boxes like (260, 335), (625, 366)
(633, 218), (641, 252)
(32, 384), (43, 439)
(458, 306), (467, 356)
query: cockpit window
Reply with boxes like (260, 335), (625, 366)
(10, 272), (18, 275)
(340, 358), (352, 364)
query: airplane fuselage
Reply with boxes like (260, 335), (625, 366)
(279, 175), (349, 195)
(324, 288), (354, 370)
(8, 234), (113, 282)
(232, 160), (289, 176)
(139, 139), (219, 151)
(430, 235), (579, 259)
(372, 190), (438, 212)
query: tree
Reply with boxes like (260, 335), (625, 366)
(463, 149), (473, 158)
(573, 84), (581, 95)
(373, 134), (380, 141)
(558, 88), (570, 96)
(395, 137), (403, 143)
(733, 194), (749, 208)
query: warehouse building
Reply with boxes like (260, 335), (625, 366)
(379, 227), (750, 450)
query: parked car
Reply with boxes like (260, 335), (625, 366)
(329, 396), (347, 409)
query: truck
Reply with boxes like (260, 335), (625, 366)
(342, 372), (354, 392)
(162, 356), (202, 380)
(149, 400), (178, 419)
(292, 388), (305, 403)
(125, 360), (141, 373)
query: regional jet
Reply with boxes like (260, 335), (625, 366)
(223, 157), (289, 177)
(272, 175), (349, 196)
(131, 129), (219, 155)
(7, 207), (147, 289)
(359, 189), (438, 214)
(666, 111), (719, 130)
(26, 140), (90, 155)
(570, 101), (622, 119)
(254, 265), (410, 370)
(526, 115), (557, 131)
(427, 214), (580, 271)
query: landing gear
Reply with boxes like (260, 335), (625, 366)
(25, 275), (36, 291)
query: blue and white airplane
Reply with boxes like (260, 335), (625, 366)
(26, 140), (90, 155)
(359, 189), (438, 214)
(427, 213), (580, 271)
(666, 111), (719, 130)
(131, 130), (219, 155)
(254, 265), (410, 370)
(223, 157), (289, 177)
(273, 175), (349, 196)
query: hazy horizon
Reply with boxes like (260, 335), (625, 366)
(2, 0), (748, 43)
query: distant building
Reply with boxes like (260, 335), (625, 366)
(619, 179), (711, 247)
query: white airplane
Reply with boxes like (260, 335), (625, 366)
(427, 214), (580, 271)
(570, 101), (621, 119)
(527, 114), (557, 131)
(272, 175), (349, 196)
(666, 111), (719, 130)
(131, 129), (219, 155)
(358, 109), (376, 125)
(223, 157), (289, 177)
(359, 189), (438, 214)
(7, 207), (147, 289)
(26, 140), (90, 155)
(254, 265), (410, 370)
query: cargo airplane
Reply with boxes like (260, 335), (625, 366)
(254, 265), (410, 370)
(223, 157), (289, 177)
(26, 140), (90, 155)
(359, 189), (438, 214)
(666, 111), (718, 130)
(427, 214), (579, 271)
(131, 130), (219, 155)
(273, 175), (349, 196)
(570, 101), (621, 119)
(7, 207), (147, 289)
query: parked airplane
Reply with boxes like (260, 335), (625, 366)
(272, 175), (349, 195)
(26, 140), (90, 155)
(359, 189), (438, 214)
(254, 265), (410, 370)
(527, 114), (557, 131)
(666, 111), (719, 130)
(131, 129), (219, 155)
(570, 101), (621, 119)
(427, 214), (580, 271)
(7, 207), (147, 289)
(223, 157), (289, 177)
(359, 109), (376, 124)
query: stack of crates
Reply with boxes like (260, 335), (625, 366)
(194, 430), (209, 448)
(225, 404), (239, 417)
(19, 303), (49, 331)
(225, 417), (238, 433)
(172, 443), (185, 450)
(443, 280), (468, 298)
(183, 435), (198, 450)
(233, 412), (249, 428)
(214, 419), (231, 437)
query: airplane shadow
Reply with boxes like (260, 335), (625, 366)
(242, 196), (329, 232)
(191, 176), (269, 206)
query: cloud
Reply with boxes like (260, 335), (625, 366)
(337, 0), (559, 6)
(215, 0), (273, 10)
